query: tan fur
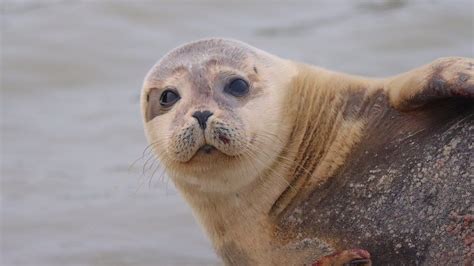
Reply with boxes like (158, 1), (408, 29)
(140, 38), (474, 265)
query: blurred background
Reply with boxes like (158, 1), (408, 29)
(1, 0), (473, 265)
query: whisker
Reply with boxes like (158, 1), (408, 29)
(128, 139), (161, 172)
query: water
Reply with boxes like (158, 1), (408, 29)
(1, 1), (473, 265)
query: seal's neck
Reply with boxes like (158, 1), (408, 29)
(174, 171), (288, 264)
(269, 64), (375, 218)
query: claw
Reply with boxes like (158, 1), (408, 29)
(343, 258), (371, 266)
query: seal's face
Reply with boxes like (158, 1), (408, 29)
(141, 39), (296, 191)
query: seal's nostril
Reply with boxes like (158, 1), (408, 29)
(192, 110), (213, 129)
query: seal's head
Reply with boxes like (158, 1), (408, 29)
(141, 38), (296, 192)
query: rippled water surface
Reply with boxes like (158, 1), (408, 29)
(2, 1), (473, 265)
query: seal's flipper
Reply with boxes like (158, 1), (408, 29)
(312, 249), (371, 266)
(386, 57), (474, 111)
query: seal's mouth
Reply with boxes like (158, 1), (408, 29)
(198, 144), (216, 154)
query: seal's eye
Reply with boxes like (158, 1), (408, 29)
(224, 78), (249, 97)
(159, 89), (180, 107)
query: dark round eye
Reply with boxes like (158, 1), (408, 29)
(224, 78), (249, 97)
(159, 89), (180, 107)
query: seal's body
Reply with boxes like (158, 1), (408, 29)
(141, 39), (473, 265)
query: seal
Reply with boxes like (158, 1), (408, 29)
(141, 38), (474, 265)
